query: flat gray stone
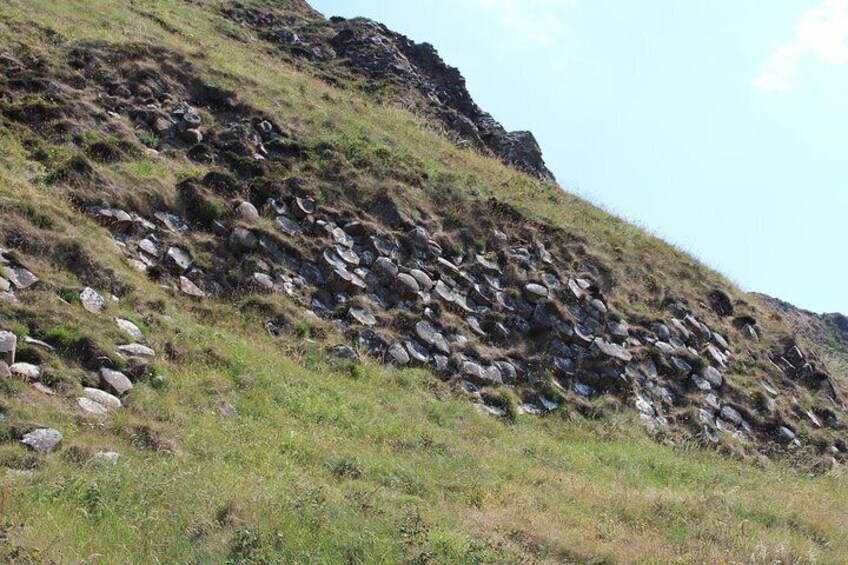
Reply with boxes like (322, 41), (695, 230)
(321, 249), (347, 272)
(704, 392), (721, 410)
(3, 265), (38, 289)
(671, 356), (693, 375)
(461, 361), (487, 384)
(229, 228), (259, 251)
(535, 242), (553, 264)
(0, 330), (16, 364)
(21, 428), (62, 452)
(409, 269), (434, 291)
(405, 340), (429, 364)
(395, 273), (420, 299)
(331, 226), (353, 248)
(466, 316), (486, 337)
(328, 344), (358, 360)
(608, 320), (629, 338)
(475, 254), (500, 273)
(138, 238), (159, 257)
(433, 280), (455, 302)
(669, 318), (692, 341)
(299, 262), (325, 286)
(116, 318), (144, 341)
(236, 201), (260, 224)
(573, 382), (592, 397)
(636, 395), (655, 415)
(720, 405), (743, 426)
(93, 451), (120, 465)
(252, 272), (275, 290)
(703, 366), (723, 388)
(10, 362), (40, 379)
(408, 227), (430, 249)
(348, 307), (377, 327)
(335, 245), (360, 267)
(523, 283), (548, 304)
(691, 374), (712, 391)
(414, 321), (450, 354)
(118, 343), (155, 358)
(292, 196), (315, 218)
(593, 339), (632, 363)
(179, 276), (205, 298)
(742, 324), (759, 341)
(80, 287), (106, 313)
(369, 235), (396, 257)
(77, 397), (108, 416)
(574, 324), (594, 346)
(83, 387), (122, 409)
(387, 342), (410, 365)
(165, 246), (192, 273)
(100, 368), (133, 396)
(276, 215), (303, 237)
(553, 356), (575, 376)
(654, 341), (676, 355)
(588, 298), (608, 315)
(372, 257), (398, 281)
(778, 426), (796, 443)
(495, 360), (518, 383)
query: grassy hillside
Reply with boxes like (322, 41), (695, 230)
(0, 1), (846, 563)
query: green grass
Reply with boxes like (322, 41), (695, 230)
(3, 312), (848, 563)
(0, 0), (845, 563)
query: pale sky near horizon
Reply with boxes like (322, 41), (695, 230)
(310, 0), (848, 315)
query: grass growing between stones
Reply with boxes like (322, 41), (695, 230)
(2, 310), (848, 563)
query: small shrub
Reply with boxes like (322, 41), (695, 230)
(40, 369), (65, 388)
(481, 388), (519, 423)
(9, 323), (28, 339)
(139, 132), (160, 150)
(226, 529), (279, 565)
(331, 457), (364, 480)
(348, 363), (367, 380)
(128, 318), (149, 336)
(80, 482), (104, 520)
(292, 321), (311, 339)
(150, 374), (168, 390)
(195, 200), (226, 226)
(62, 445), (93, 466)
(59, 288), (81, 304)
(86, 140), (125, 163)
(109, 354), (126, 371)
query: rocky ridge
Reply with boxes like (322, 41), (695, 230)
(755, 293), (848, 359)
(220, 1), (555, 180)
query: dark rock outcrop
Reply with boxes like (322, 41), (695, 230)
(221, 5), (555, 180)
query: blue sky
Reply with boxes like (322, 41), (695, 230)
(310, 0), (848, 315)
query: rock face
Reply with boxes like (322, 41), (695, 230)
(327, 19), (553, 180)
(221, 6), (554, 180)
(755, 293), (848, 372)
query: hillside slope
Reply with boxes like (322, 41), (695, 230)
(0, 1), (846, 563)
